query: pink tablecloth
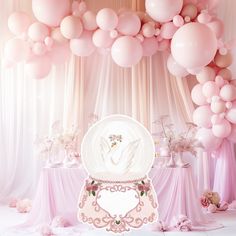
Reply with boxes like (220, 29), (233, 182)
(149, 166), (222, 231)
(21, 167), (87, 227)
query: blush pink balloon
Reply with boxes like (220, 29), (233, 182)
(193, 105), (213, 128)
(227, 124), (236, 143)
(202, 81), (220, 99)
(51, 27), (68, 43)
(207, 19), (224, 38)
(117, 11), (141, 36)
(211, 114), (222, 125)
(220, 84), (236, 102)
(4, 38), (30, 62)
(160, 22), (178, 39)
(181, 3), (198, 19)
(212, 119), (232, 138)
(196, 127), (222, 151)
(142, 22), (155, 38)
(49, 42), (70, 64)
(96, 8), (118, 31)
(167, 54), (189, 77)
(60, 16), (83, 39)
(44, 36), (54, 48)
(32, 0), (71, 27)
(70, 31), (96, 57)
(111, 36), (143, 67)
(28, 22), (50, 41)
(191, 84), (207, 105)
(173, 15), (184, 27)
(82, 11), (98, 31)
(142, 37), (158, 56)
(196, 66), (216, 83)
(215, 75), (225, 87)
(171, 22), (217, 69)
(210, 100), (226, 114)
(25, 54), (52, 79)
(8, 11), (31, 35)
(226, 101), (236, 124)
(197, 12), (212, 24)
(145, 0), (183, 22)
(217, 68), (232, 81)
(92, 29), (114, 48)
(214, 51), (233, 68)
(32, 42), (47, 55)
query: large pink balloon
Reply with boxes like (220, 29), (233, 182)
(226, 101), (236, 124)
(171, 23), (217, 69)
(70, 31), (96, 57)
(117, 11), (141, 36)
(82, 11), (98, 31)
(160, 22), (178, 39)
(4, 38), (30, 63)
(202, 81), (220, 99)
(145, 0), (183, 22)
(96, 8), (118, 31)
(220, 84), (236, 102)
(227, 124), (236, 143)
(142, 37), (158, 57)
(8, 11), (31, 35)
(196, 66), (216, 83)
(196, 127), (222, 151)
(25, 55), (52, 79)
(167, 54), (189, 77)
(32, 0), (71, 27)
(191, 84), (207, 106)
(193, 105), (213, 128)
(111, 36), (143, 67)
(212, 119), (232, 138)
(28, 22), (50, 41)
(92, 29), (114, 48)
(60, 16), (83, 39)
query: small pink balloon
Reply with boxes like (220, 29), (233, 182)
(32, 42), (47, 55)
(167, 54), (189, 77)
(44, 36), (54, 48)
(202, 81), (220, 99)
(155, 28), (161, 36)
(92, 29), (114, 48)
(191, 83), (207, 105)
(197, 12), (212, 24)
(210, 100), (226, 114)
(219, 47), (228, 55)
(184, 16), (191, 22)
(196, 66), (216, 83)
(82, 11), (97, 31)
(212, 119), (232, 138)
(60, 16), (83, 39)
(193, 105), (213, 128)
(227, 124), (236, 143)
(214, 51), (233, 68)
(51, 27), (68, 43)
(181, 3), (198, 19)
(226, 101), (236, 124)
(111, 36), (143, 67)
(142, 22), (155, 38)
(110, 30), (119, 39)
(160, 22), (178, 39)
(117, 11), (141, 36)
(70, 31), (96, 57)
(220, 84), (236, 102)
(226, 101), (232, 109)
(142, 37), (158, 56)
(8, 11), (31, 35)
(217, 68), (232, 81)
(207, 19), (224, 39)
(173, 15), (184, 27)
(28, 22), (50, 42)
(96, 8), (118, 31)
(215, 75), (225, 87)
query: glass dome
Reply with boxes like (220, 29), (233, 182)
(81, 114), (155, 181)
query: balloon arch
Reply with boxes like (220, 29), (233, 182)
(3, 0), (236, 149)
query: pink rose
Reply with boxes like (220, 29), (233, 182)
(144, 183), (150, 192)
(138, 184), (145, 192)
(91, 185), (98, 191)
(200, 196), (210, 208)
(86, 185), (92, 191)
(179, 224), (191, 231)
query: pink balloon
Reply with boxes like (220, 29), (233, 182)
(25, 54), (52, 79)
(142, 22), (155, 38)
(197, 12), (212, 24)
(51, 27), (68, 43)
(167, 54), (189, 77)
(215, 75), (225, 87)
(211, 100), (226, 114)
(160, 22), (178, 39)
(92, 29), (114, 48)
(227, 124), (236, 143)
(173, 15), (184, 27)
(4, 38), (30, 62)
(220, 84), (236, 102)
(111, 36), (143, 67)
(212, 119), (232, 138)
(202, 81), (220, 99)
(82, 11), (98, 31)
(142, 37), (158, 56)
(117, 11), (141, 36)
(70, 31), (96, 57)
(44, 36), (54, 48)
(226, 101), (236, 124)
(32, 0), (71, 27)
(145, 0), (183, 22)
(96, 8), (118, 31)
(171, 23), (217, 69)
(217, 68), (232, 81)
(211, 114), (222, 125)
(49, 42), (70, 64)
(187, 67), (203, 75)
(214, 51), (233, 68)
(207, 19), (224, 38)
(191, 84), (207, 105)
(196, 127), (222, 151)
(60, 16), (83, 39)
(181, 3), (198, 19)
(193, 105), (213, 128)
(32, 42), (47, 55)
(8, 11), (31, 35)
(28, 22), (50, 41)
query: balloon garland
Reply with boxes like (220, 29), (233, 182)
(3, 0), (236, 147)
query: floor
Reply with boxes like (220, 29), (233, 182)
(0, 205), (236, 236)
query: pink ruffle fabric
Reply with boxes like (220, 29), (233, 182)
(150, 166), (223, 231)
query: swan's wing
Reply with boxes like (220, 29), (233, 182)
(119, 139), (140, 173)
(100, 137), (111, 162)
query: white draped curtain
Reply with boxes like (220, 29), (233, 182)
(0, 0), (235, 202)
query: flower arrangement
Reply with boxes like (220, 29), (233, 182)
(86, 180), (100, 196)
(136, 180), (150, 196)
(173, 215), (192, 231)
